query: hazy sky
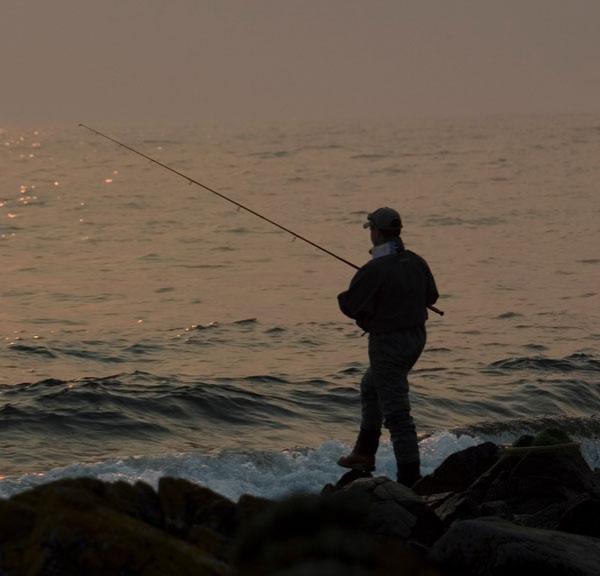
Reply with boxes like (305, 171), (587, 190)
(2, 0), (599, 124)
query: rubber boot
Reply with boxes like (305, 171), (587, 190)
(392, 439), (421, 488)
(337, 428), (380, 471)
(396, 460), (421, 487)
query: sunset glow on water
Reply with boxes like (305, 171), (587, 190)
(1, 117), (598, 495)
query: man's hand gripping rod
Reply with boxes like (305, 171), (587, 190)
(78, 123), (444, 316)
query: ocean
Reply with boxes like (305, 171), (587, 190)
(1, 115), (599, 500)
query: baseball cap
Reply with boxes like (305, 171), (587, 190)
(363, 207), (403, 231)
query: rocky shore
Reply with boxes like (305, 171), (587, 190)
(1, 429), (599, 575)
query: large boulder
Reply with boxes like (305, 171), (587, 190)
(337, 476), (444, 546)
(414, 442), (501, 496)
(158, 477), (238, 538)
(13, 477), (162, 527)
(411, 431), (595, 528)
(233, 491), (442, 576)
(518, 493), (600, 536)
(107, 479), (163, 527)
(431, 517), (600, 576)
(236, 493), (274, 525)
(592, 469), (600, 493)
(0, 499), (36, 544)
(1, 477), (227, 576)
(465, 439), (594, 515)
(233, 492), (377, 575)
(557, 494), (600, 537)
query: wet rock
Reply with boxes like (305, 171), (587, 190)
(237, 493), (273, 526)
(158, 477), (238, 538)
(519, 493), (600, 537)
(338, 477), (443, 546)
(322, 469), (374, 494)
(479, 499), (512, 519)
(531, 428), (573, 446)
(14, 477), (110, 512)
(592, 469), (600, 493)
(434, 493), (482, 527)
(414, 442), (501, 496)
(106, 480), (162, 527)
(518, 494), (582, 531)
(468, 442), (593, 514)
(557, 494), (600, 537)
(233, 492), (441, 576)
(14, 477), (163, 528)
(0, 499), (36, 543)
(2, 478), (227, 576)
(233, 493), (376, 575)
(187, 525), (229, 561)
(413, 431), (594, 529)
(431, 517), (600, 576)
(1, 432), (596, 576)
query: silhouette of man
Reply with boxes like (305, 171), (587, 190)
(337, 207), (439, 486)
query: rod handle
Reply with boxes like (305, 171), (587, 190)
(428, 305), (444, 316)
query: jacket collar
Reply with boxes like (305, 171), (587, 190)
(370, 237), (405, 259)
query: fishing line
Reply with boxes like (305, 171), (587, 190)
(78, 123), (444, 316)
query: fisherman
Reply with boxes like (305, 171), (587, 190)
(337, 207), (439, 486)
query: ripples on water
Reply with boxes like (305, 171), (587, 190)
(1, 116), (599, 495)
(2, 327), (599, 476)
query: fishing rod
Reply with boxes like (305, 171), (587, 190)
(78, 123), (444, 316)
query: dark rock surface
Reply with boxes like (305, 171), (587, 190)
(233, 492), (441, 576)
(468, 443), (593, 514)
(556, 494), (600, 537)
(3, 478), (227, 575)
(431, 517), (600, 576)
(158, 476), (238, 538)
(413, 441), (501, 496)
(335, 476), (444, 545)
(0, 429), (597, 575)
(434, 492), (483, 528)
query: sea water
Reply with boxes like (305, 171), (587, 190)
(1, 115), (599, 499)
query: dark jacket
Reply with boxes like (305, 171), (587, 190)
(337, 243), (438, 333)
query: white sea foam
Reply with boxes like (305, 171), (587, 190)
(4, 432), (596, 502)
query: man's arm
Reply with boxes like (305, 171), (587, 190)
(411, 251), (439, 308)
(426, 265), (439, 308)
(337, 265), (382, 328)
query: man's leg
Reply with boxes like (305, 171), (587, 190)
(337, 368), (381, 470)
(369, 327), (426, 486)
(360, 367), (383, 433)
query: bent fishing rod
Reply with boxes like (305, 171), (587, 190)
(78, 123), (444, 317)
